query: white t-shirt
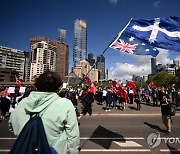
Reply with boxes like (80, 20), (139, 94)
(103, 90), (107, 96)
(129, 89), (134, 94)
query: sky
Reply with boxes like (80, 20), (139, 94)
(0, 0), (180, 81)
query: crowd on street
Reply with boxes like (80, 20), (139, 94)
(1, 81), (180, 120)
(0, 71), (180, 153)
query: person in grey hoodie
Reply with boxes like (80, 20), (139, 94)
(9, 71), (80, 154)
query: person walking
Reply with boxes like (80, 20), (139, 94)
(128, 88), (134, 104)
(145, 87), (151, 105)
(0, 96), (11, 120)
(152, 88), (159, 107)
(97, 88), (103, 105)
(159, 86), (172, 134)
(9, 71), (80, 154)
(112, 92), (118, 109)
(102, 88), (107, 104)
(105, 89), (113, 112)
(81, 89), (94, 116)
(134, 89), (141, 111)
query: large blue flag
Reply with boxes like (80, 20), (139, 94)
(109, 32), (159, 57)
(122, 16), (180, 51)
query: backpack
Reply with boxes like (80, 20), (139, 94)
(10, 108), (58, 154)
(168, 105), (176, 116)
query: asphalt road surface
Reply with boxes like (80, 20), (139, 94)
(0, 114), (180, 154)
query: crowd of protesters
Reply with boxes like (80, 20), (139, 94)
(1, 81), (180, 120)
(0, 77), (180, 139)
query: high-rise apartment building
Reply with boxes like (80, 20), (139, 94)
(52, 41), (69, 78)
(0, 46), (26, 80)
(29, 39), (56, 81)
(96, 55), (105, 80)
(0, 67), (17, 82)
(73, 19), (87, 67)
(26, 37), (49, 81)
(58, 28), (66, 43)
(27, 37), (69, 82)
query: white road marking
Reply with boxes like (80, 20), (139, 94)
(0, 149), (10, 152)
(0, 138), (16, 139)
(80, 149), (151, 152)
(92, 113), (162, 116)
(114, 141), (143, 147)
(2, 137), (180, 153)
(80, 137), (144, 140)
(160, 149), (180, 152)
(1, 149), (180, 153)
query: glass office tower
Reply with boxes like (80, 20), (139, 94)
(58, 28), (66, 43)
(96, 55), (105, 80)
(151, 57), (157, 75)
(73, 19), (87, 67)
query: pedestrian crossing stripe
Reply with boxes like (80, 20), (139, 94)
(113, 141), (143, 147)
(80, 137), (144, 140)
(80, 149), (151, 152)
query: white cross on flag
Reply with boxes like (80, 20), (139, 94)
(121, 16), (180, 51)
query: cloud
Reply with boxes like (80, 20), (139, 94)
(109, 48), (173, 81)
(109, 0), (118, 5)
(153, 1), (161, 8)
(175, 56), (180, 61)
(109, 62), (150, 81)
(156, 48), (172, 64)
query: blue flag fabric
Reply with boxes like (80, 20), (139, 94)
(123, 16), (180, 51)
(109, 32), (159, 57)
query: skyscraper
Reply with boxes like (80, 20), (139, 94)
(96, 55), (105, 80)
(58, 28), (66, 43)
(151, 57), (157, 75)
(87, 53), (95, 68)
(29, 38), (56, 82)
(73, 19), (87, 67)
(27, 37), (69, 82)
(53, 41), (69, 78)
(0, 45), (26, 80)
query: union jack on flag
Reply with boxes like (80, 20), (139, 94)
(109, 32), (159, 57)
(111, 39), (138, 54)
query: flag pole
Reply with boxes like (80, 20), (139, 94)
(75, 49), (106, 89)
(75, 19), (133, 89)
(75, 40), (115, 89)
(81, 30), (123, 79)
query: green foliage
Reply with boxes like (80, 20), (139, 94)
(135, 81), (147, 88)
(95, 81), (111, 88)
(68, 81), (79, 88)
(146, 71), (179, 87)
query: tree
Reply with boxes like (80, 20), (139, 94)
(146, 71), (178, 87)
(135, 81), (147, 88)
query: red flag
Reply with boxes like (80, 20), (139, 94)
(117, 86), (129, 101)
(112, 80), (129, 101)
(112, 80), (118, 88)
(149, 81), (156, 89)
(1, 88), (9, 97)
(88, 83), (96, 95)
(126, 81), (136, 89)
(82, 73), (96, 94)
(15, 76), (22, 87)
(111, 87), (117, 93)
(82, 73), (92, 84)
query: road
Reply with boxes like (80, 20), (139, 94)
(0, 114), (180, 154)
(79, 114), (180, 154)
